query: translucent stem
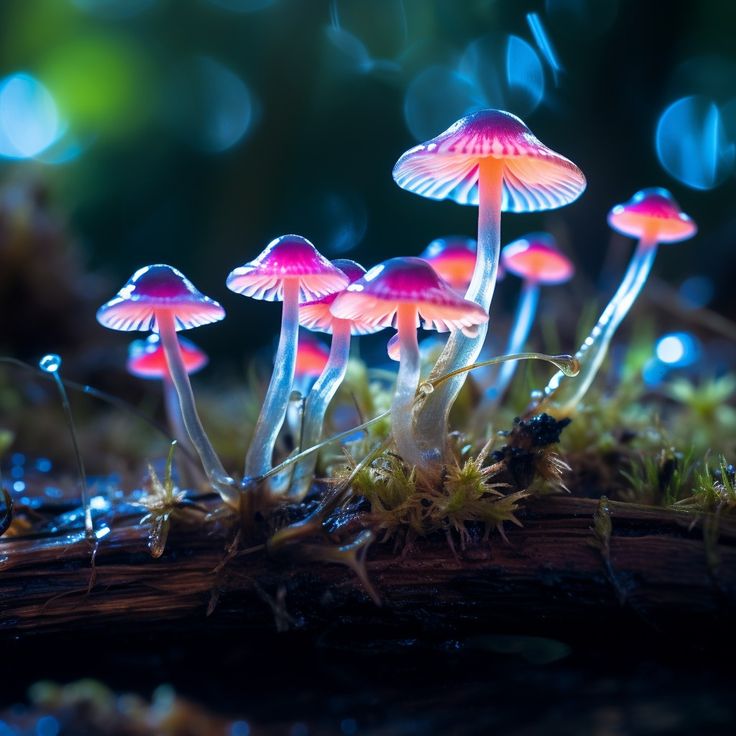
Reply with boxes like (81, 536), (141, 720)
(539, 236), (659, 416)
(392, 303), (423, 468)
(413, 157), (504, 464)
(290, 319), (352, 501)
(157, 309), (237, 505)
(482, 280), (540, 407)
(244, 278), (300, 480)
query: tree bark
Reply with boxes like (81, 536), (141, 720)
(1, 496), (734, 640)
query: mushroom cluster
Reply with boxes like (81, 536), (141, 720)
(91, 109), (696, 509)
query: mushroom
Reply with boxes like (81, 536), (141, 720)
(540, 188), (696, 416)
(97, 264), (236, 505)
(291, 259), (382, 500)
(127, 333), (207, 467)
(419, 236), (477, 292)
(331, 257), (488, 470)
(393, 109), (585, 462)
(226, 235), (349, 484)
(486, 233), (574, 404)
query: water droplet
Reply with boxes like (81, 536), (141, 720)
(39, 354), (62, 373)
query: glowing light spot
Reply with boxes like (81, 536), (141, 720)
(35, 458), (53, 473)
(164, 57), (255, 153)
(0, 73), (62, 159)
(12, 481), (25, 493)
(36, 715), (60, 736)
(231, 722), (251, 736)
(458, 34), (544, 117)
(39, 354), (62, 373)
(679, 275), (714, 308)
(404, 66), (484, 142)
(655, 332), (700, 367)
(655, 96), (735, 190)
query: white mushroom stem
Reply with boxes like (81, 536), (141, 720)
(244, 277), (301, 482)
(156, 309), (237, 505)
(413, 157), (504, 463)
(539, 234), (659, 416)
(289, 318), (352, 501)
(393, 302), (423, 469)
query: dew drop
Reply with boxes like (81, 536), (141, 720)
(39, 354), (62, 373)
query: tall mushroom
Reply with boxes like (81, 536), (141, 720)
(393, 109), (585, 462)
(540, 188), (696, 416)
(331, 257), (488, 471)
(97, 264), (236, 505)
(485, 233), (574, 405)
(226, 235), (349, 484)
(291, 259), (382, 500)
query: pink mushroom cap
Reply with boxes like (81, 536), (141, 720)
(127, 334), (208, 379)
(294, 332), (330, 377)
(419, 236), (477, 290)
(299, 259), (383, 336)
(607, 188), (697, 244)
(501, 233), (575, 285)
(96, 264), (225, 333)
(226, 234), (349, 302)
(330, 257), (488, 337)
(392, 109), (586, 211)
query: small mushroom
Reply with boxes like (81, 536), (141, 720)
(488, 233), (574, 404)
(291, 259), (382, 500)
(97, 264), (236, 504)
(541, 188), (696, 416)
(393, 110), (585, 462)
(331, 257), (487, 470)
(419, 236), (477, 292)
(227, 235), (349, 484)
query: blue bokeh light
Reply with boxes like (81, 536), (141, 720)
(655, 332), (700, 367)
(655, 95), (735, 190)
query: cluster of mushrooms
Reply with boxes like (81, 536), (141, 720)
(96, 109), (696, 510)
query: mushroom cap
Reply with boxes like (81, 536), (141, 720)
(607, 188), (697, 244)
(330, 257), (488, 337)
(299, 259), (384, 336)
(392, 109), (586, 211)
(226, 234), (349, 302)
(295, 332), (330, 377)
(501, 233), (575, 284)
(127, 334), (208, 379)
(419, 236), (477, 290)
(96, 264), (225, 333)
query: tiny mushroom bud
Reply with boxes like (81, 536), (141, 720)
(487, 233), (574, 403)
(331, 257), (487, 471)
(540, 188), (696, 416)
(290, 259), (383, 500)
(394, 109), (585, 463)
(227, 235), (349, 485)
(97, 265), (235, 504)
(419, 236), (477, 292)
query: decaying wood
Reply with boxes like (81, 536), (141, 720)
(1, 496), (735, 640)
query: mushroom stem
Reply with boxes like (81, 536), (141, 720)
(244, 277), (301, 482)
(289, 318), (352, 501)
(538, 235), (659, 416)
(393, 302), (423, 469)
(413, 157), (504, 462)
(483, 279), (540, 407)
(156, 310), (237, 504)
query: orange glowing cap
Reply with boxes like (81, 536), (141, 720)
(501, 233), (574, 285)
(294, 332), (330, 377)
(392, 109), (586, 212)
(607, 188), (697, 244)
(419, 236), (477, 290)
(127, 334), (208, 379)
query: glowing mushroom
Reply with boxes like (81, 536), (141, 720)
(419, 236), (477, 292)
(331, 257), (488, 470)
(393, 109), (585, 462)
(227, 235), (349, 484)
(489, 233), (574, 403)
(291, 259), (382, 499)
(97, 265), (235, 504)
(540, 188), (696, 416)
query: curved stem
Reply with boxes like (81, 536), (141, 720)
(392, 303), (423, 468)
(482, 280), (540, 407)
(156, 310), (237, 505)
(289, 319), (352, 501)
(539, 236), (659, 416)
(413, 157), (504, 464)
(244, 278), (300, 481)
